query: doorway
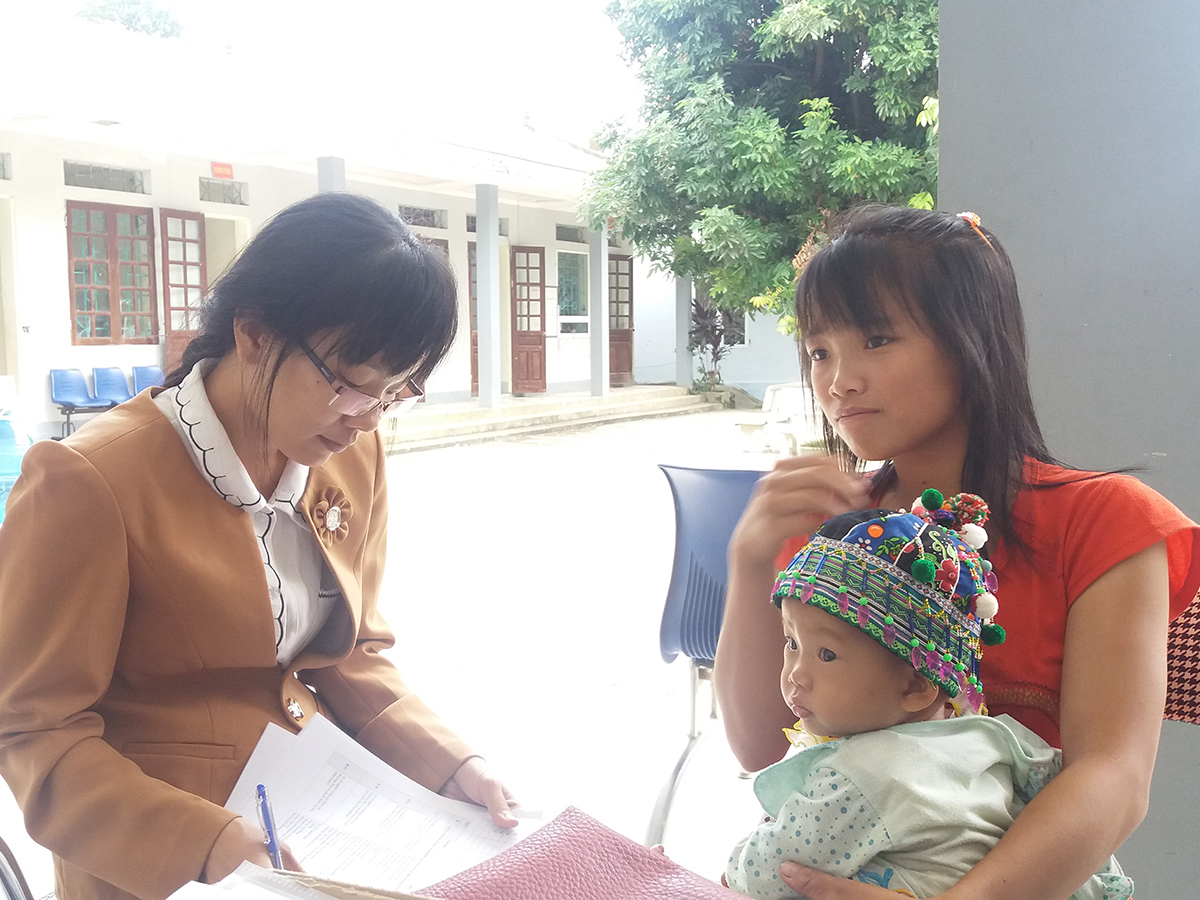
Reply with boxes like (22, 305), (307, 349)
(510, 246), (546, 393)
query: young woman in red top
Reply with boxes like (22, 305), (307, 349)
(714, 205), (1200, 900)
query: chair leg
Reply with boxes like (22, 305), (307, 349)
(645, 729), (707, 847)
(646, 662), (712, 846)
(707, 667), (719, 721)
(688, 661), (700, 739)
(0, 835), (34, 900)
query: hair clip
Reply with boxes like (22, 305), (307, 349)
(956, 211), (996, 252)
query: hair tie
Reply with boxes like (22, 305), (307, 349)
(956, 211), (996, 252)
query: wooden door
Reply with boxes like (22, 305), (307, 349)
(608, 254), (634, 386)
(510, 246), (546, 393)
(160, 209), (206, 372)
(468, 242), (478, 395)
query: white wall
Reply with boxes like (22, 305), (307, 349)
(721, 313), (802, 401)
(333, 182), (626, 398)
(0, 196), (15, 382)
(0, 129), (287, 434)
(632, 264), (803, 398)
(632, 264), (680, 386)
(0, 129), (638, 432)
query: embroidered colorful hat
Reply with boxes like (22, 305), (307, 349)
(772, 489), (1004, 714)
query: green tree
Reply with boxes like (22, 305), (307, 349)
(581, 0), (938, 321)
(79, 0), (182, 38)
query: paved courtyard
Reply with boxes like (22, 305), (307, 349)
(1, 408), (817, 896)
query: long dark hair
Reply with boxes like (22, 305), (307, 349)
(165, 192), (458, 422)
(794, 204), (1052, 547)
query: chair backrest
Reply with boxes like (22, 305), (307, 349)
(49, 368), (96, 406)
(1113, 596), (1200, 889)
(1165, 595), (1200, 724)
(0, 418), (30, 476)
(658, 465), (763, 666)
(132, 365), (165, 394)
(92, 367), (132, 405)
(761, 382), (808, 417)
(0, 376), (15, 416)
(0, 836), (33, 900)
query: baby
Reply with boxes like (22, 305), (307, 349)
(725, 490), (1132, 899)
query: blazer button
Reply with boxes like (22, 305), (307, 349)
(286, 698), (305, 721)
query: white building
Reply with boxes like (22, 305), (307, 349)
(0, 11), (800, 437)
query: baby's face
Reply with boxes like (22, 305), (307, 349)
(779, 600), (920, 738)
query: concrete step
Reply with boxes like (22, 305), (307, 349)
(381, 384), (720, 454)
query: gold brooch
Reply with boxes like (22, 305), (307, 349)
(312, 487), (353, 546)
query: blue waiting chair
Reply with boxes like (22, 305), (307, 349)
(646, 464), (763, 846)
(49, 368), (115, 437)
(0, 417), (31, 526)
(132, 365), (165, 394)
(92, 367), (133, 406)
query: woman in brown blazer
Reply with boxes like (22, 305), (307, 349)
(0, 194), (515, 900)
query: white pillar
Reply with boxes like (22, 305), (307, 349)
(588, 229), (610, 396)
(675, 276), (693, 387)
(475, 184), (502, 409)
(316, 157), (346, 193)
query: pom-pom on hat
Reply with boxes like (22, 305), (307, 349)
(772, 490), (1003, 715)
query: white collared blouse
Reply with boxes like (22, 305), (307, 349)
(153, 360), (339, 667)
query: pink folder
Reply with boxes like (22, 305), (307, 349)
(417, 806), (741, 900)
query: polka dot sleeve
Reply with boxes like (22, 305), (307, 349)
(726, 766), (892, 899)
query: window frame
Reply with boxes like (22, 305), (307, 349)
(198, 177), (249, 205)
(66, 200), (159, 346)
(160, 208), (207, 340)
(399, 205), (448, 229)
(555, 250), (589, 334)
(467, 242), (478, 333)
(63, 161), (150, 194)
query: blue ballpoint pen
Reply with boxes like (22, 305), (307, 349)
(255, 783), (285, 869)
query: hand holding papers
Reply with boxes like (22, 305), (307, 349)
(225, 716), (541, 893)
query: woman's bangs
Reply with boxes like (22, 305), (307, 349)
(796, 237), (903, 337)
(326, 247), (458, 380)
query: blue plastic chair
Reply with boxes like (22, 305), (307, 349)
(0, 417), (31, 527)
(92, 367), (133, 406)
(646, 464), (763, 846)
(49, 369), (114, 437)
(132, 365), (165, 394)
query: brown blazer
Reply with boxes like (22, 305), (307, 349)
(0, 392), (474, 900)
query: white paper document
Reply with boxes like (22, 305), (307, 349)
(170, 861), (429, 900)
(225, 715), (540, 892)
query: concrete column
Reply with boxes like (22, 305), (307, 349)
(475, 184), (502, 409)
(588, 228), (610, 396)
(316, 157), (346, 193)
(675, 276), (693, 387)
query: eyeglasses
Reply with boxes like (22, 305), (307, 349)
(297, 340), (424, 416)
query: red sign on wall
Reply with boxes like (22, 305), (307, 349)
(210, 162), (234, 180)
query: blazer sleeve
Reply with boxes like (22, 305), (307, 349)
(0, 441), (237, 900)
(302, 434), (475, 792)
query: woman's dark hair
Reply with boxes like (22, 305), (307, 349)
(164, 192), (458, 413)
(794, 204), (1053, 547)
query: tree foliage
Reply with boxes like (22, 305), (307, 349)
(580, 0), (938, 318)
(79, 0), (182, 38)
